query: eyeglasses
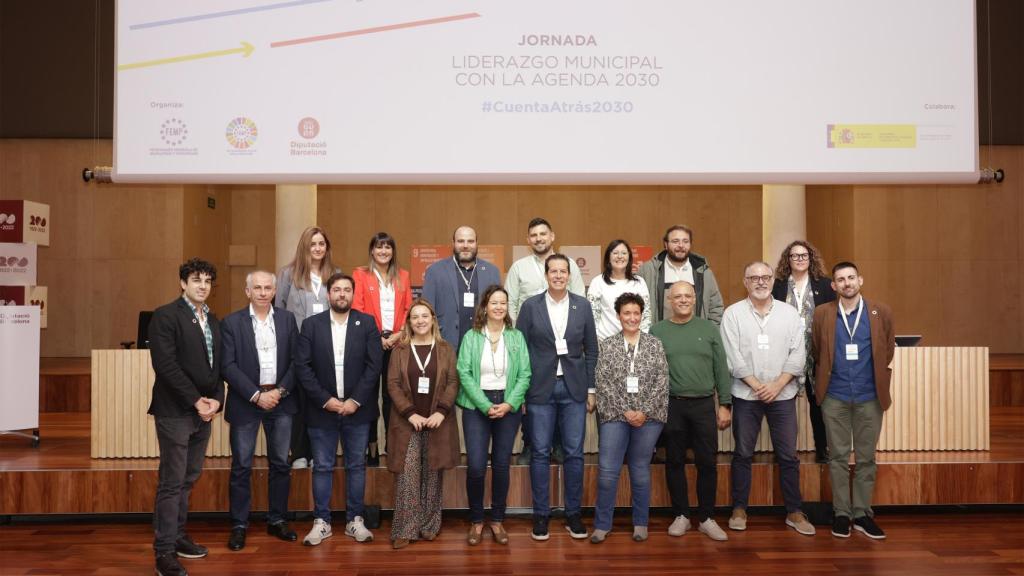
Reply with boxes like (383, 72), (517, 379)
(789, 253), (810, 261)
(745, 275), (772, 284)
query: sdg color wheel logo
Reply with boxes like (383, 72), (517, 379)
(226, 117), (258, 149)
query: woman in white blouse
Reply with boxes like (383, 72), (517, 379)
(587, 239), (652, 340)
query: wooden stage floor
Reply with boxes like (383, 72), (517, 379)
(2, 408), (1023, 515)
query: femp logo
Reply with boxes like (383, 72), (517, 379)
(0, 212), (15, 232)
(226, 117), (258, 150)
(161, 118), (189, 146)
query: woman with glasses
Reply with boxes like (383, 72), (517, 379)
(772, 241), (835, 463)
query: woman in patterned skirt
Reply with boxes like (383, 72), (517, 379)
(386, 299), (461, 549)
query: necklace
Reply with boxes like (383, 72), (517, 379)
(486, 327), (506, 378)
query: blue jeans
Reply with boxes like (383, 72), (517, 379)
(731, 396), (802, 513)
(463, 390), (523, 523)
(527, 377), (587, 517)
(308, 418), (371, 522)
(229, 411), (293, 527)
(594, 420), (664, 531)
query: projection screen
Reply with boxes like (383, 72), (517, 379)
(114, 0), (978, 184)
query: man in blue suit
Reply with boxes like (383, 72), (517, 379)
(295, 272), (382, 546)
(421, 225), (501, 350)
(516, 253), (599, 541)
(221, 270), (300, 551)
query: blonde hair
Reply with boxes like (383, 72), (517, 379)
(287, 227), (336, 291)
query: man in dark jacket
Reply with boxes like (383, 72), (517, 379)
(638, 225), (724, 325)
(148, 258), (224, 576)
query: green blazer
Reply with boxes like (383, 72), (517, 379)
(456, 328), (532, 412)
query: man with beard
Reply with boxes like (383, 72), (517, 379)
(811, 262), (894, 540)
(505, 217), (585, 321)
(639, 225), (724, 326)
(422, 226), (501, 349)
(721, 262), (814, 537)
(295, 273), (382, 546)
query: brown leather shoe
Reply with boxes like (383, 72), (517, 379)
(392, 538), (410, 550)
(467, 523), (484, 546)
(489, 522), (509, 545)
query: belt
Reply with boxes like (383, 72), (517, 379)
(670, 393), (714, 400)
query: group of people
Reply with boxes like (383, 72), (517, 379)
(146, 218), (895, 576)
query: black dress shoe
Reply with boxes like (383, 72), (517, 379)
(156, 552), (188, 576)
(367, 452), (380, 467)
(175, 534), (208, 559)
(267, 521), (298, 542)
(228, 527), (246, 551)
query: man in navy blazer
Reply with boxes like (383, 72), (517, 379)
(421, 225), (501, 350)
(148, 258), (224, 576)
(221, 270), (300, 551)
(516, 253), (599, 541)
(295, 272), (382, 546)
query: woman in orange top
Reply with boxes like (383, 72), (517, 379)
(352, 232), (413, 465)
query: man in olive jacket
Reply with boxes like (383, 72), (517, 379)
(638, 224), (724, 325)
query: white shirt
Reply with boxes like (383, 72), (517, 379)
(375, 269), (396, 332)
(587, 275), (652, 340)
(664, 258), (694, 285)
(720, 298), (806, 402)
(249, 305), (277, 398)
(545, 291), (570, 376)
(479, 329), (508, 390)
(330, 312), (349, 398)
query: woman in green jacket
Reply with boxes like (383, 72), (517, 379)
(457, 284), (531, 546)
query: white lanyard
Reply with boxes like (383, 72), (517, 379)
(839, 297), (864, 343)
(792, 277), (808, 315)
(411, 339), (435, 376)
(454, 257), (477, 291)
(624, 338), (640, 374)
(310, 273), (322, 301)
(747, 299), (774, 333)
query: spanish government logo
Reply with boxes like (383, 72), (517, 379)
(226, 117), (258, 149)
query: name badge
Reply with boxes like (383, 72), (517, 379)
(555, 338), (569, 355)
(463, 292), (475, 308)
(757, 333), (770, 350)
(626, 376), (640, 394)
(417, 377), (431, 394)
(312, 303), (325, 314)
(845, 343), (859, 361)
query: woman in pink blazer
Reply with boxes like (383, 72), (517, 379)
(352, 232), (414, 465)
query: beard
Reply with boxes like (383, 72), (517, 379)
(667, 249), (689, 265)
(330, 300), (352, 314)
(457, 248), (478, 264)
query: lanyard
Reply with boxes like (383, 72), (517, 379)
(792, 277), (808, 315)
(746, 299), (773, 333)
(839, 297), (864, 343)
(373, 267), (390, 288)
(411, 339), (435, 376)
(454, 257), (477, 291)
(624, 337), (640, 374)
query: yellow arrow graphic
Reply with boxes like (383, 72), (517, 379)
(118, 41), (254, 71)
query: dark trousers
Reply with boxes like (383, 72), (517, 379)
(289, 386), (311, 461)
(229, 411), (293, 528)
(805, 377), (828, 454)
(370, 346), (393, 448)
(664, 396), (719, 522)
(153, 414), (212, 556)
(731, 396), (802, 513)
(463, 390), (522, 523)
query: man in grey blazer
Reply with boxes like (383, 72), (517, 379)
(516, 253), (599, 542)
(421, 225), (501, 349)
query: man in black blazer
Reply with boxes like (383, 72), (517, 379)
(295, 272), (382, 546)
(516, 254), (599, 542)
(221, 270), (300, 551)
(148, 258), (224, 576)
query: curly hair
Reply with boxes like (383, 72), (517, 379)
(179, 257), (217, 282)
(774, 240), (827, 281)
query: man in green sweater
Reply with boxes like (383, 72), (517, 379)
(650, 281), (732, 542)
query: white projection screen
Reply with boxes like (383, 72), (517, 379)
(114, 0), (978, 184)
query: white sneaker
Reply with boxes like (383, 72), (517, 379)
(698, 518), (728, 541)
(303, 518), (332, 546)
(345, 516), (374, 542)
(291, 458), (308, 470)
(668, 515), (691, 537)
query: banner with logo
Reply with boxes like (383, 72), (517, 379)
(561, 246), (601, 285)
(0, 243), (37, 285)
(0, 286), (47, 329)
(410, 245), (505, 288)
(0, 306), (40, 432)
(632, 245), (655, 273)
(0, 200), (50, 246)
